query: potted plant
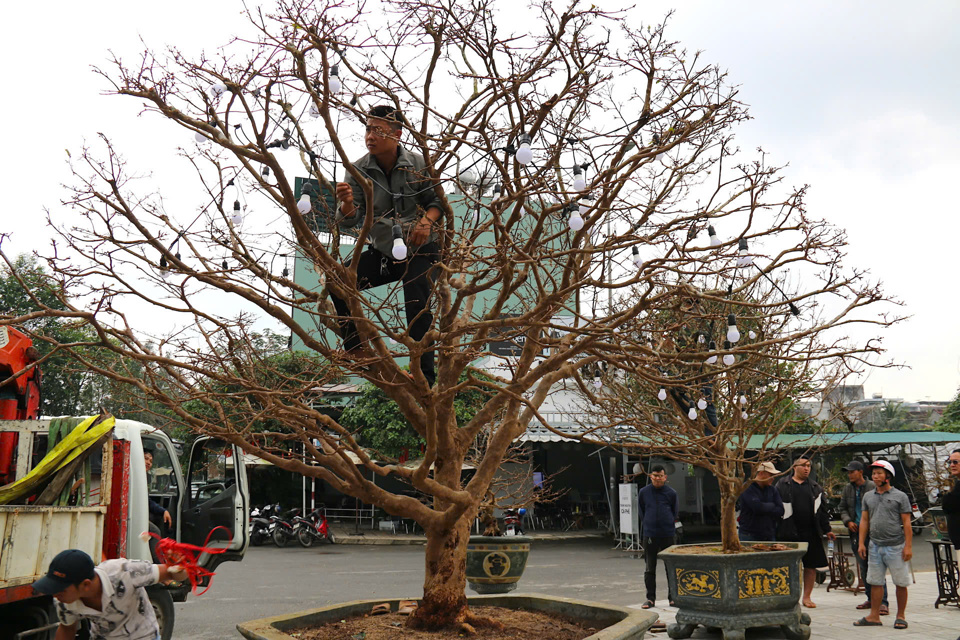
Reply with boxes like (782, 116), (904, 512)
(583, 282), (894, 640)
(2, 0), (895, 637)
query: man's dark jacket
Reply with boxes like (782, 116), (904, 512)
(738, 482), (784, 540)
(942, 481), (960, 548)
(775, 475), (831, 541)
(838, 479), (876, 528)
(638, 484), (680, 538)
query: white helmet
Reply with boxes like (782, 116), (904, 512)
(871, 460), (895, 478)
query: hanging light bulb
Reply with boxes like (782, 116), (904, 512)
(194, 131), (206, 143)
(593, 372), (602, 389)
(297, 193), (312, 214)
(159, 255), (168, 269)
(207, 83), (227, 99)
(308, 102), (321, 119)
(222, 260), (228, 270)
(742, 411), (749, 420)
(631, 246), (643, 268)
(160, 270), (171, 281)
(748, 330), (757, 340)
(232, 201), (243, 225)
(459, 168), (478, 185)
(657, 388), (667, 401)
(737, 237), (752, 267)
(328, 64), (342, 94)
(697, 333), (706, 344)
(708, 225), (721, 247)
(261, 164), (270, 177)
(391, 224), (408, 260)
(568, 203), (584, 231)
(726, 314), (741, 343)
(687, 407), (697, 420)
(739, 395), (747, 406)
(515, 134), (533, 165)
(697, 398), (707, 410)
(492, 183), (502, 198)
(722, 340), (735, 366)
(706, 340), (718, 365)
(572, 165), (586, 191)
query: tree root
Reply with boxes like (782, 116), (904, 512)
(407, 606), (503, 634)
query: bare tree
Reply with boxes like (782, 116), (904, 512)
(0, 0), (899, 630)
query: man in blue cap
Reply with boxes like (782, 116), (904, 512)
(32, 548), (185, 639)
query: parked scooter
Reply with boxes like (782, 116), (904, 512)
(249, 504), (276, 546)
(504, 508), (524, 536)
(294, 506), (336, 547)
(269, 506), (301, 547)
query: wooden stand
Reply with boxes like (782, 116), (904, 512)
(930, 539), (960, 608)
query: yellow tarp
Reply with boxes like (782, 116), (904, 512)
(0, 414), (116, 505)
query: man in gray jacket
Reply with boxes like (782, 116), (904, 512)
(333, 105), (445, 386)
(839, 460), (888, 615)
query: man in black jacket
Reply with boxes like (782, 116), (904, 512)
(839, 460), (888, 614)
(777, 456), (835, 609)
(738, 461), (784, 541)
(638, 465), (680, 609)
(942, 449), (960, 545)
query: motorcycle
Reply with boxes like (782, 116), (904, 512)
(269, 507), (301, 547)
(294, 506), (336, 547)
(504, 508), (524, 536)
(249, 504), (277, 546)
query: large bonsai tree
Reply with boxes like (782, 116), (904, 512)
(0, 0), (897, 630)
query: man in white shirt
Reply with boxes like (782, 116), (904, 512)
(32, 549), (185, 639)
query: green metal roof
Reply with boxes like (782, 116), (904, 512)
(745, 430), (959, 450)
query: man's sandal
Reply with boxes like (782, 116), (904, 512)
(371, 602), (390, 616)
(853, 617), (882, 627)
(894, 619), (908, 630)
(640, 600), (655, 609)
(856, 600), (871, 610)
(879, 604), (890, 615)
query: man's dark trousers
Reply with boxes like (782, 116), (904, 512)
(330, 243), (438, 384)
(850, 532), (888, 605)
(644, 535), (676, 603)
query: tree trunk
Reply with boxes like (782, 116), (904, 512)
(719, 482), (742, 554)
(408, 514), (472, 630)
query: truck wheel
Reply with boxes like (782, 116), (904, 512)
(147, 586), (175, 640)
(272, 527), (287, 547)
(297, 528), (314, 548)
(7, 598), (57, 640)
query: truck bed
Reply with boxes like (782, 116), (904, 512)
(0, 505), (106, 590)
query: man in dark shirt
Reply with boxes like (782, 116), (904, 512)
(777, 456), (835, 609)
(738, 461), (784, 542)
(638, 465), (680, 609)
(942, 449), (960, 546)
(333, 105), (445, 386)
(838, 460), (888, 614)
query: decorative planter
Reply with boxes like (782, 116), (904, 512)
(465, 534), (531, 594)
(659, 542), (811, 640)
(237, 594), (659, 640)
(930, 507), (951, 541)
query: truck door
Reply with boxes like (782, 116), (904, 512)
(180, 438), (248, 566)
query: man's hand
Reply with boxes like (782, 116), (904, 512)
(826, 531), (836, 541)
(409, 216), (433, 246)
(859, 543), (867, 559)
(902, 545), (913, 562)
(163, 510), (172, 527)
(335, 182), (355, 215)
(847, 522), (858, 534)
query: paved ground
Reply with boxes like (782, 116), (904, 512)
(172, 532), (957, 639)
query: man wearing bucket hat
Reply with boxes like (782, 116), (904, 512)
(32, 548), (186, 639)
(839, 460), (888, 615)
(737, 461), (784, 542)
(853, 459), (913, 629)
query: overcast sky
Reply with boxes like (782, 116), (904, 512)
(2, 1), (958, 403)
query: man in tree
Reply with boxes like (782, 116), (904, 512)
(638, 465), (679, 610)
(839, 460), (888, 615)
(333, 105), (445, 386)
(854, 460), (912, 629)
(737, 461), (784, 542)
(776, 456), (835, 609)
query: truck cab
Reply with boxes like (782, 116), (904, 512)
(0, 417), (249, 640)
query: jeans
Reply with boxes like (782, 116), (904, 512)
(739, 530), (774, 542)
(867, 540), (912, 588)
(643, 535), (676, 602)
(329, 244), (439, 384)
(851, 533), (888, 604)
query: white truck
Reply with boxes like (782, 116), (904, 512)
(0, 418), (249, 640)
